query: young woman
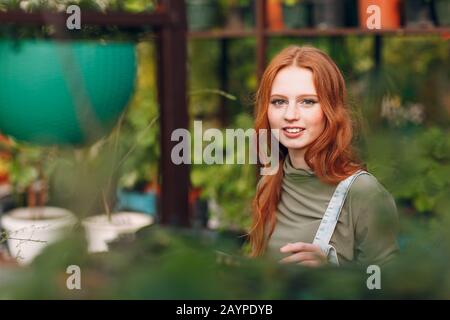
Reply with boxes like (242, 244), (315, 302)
(250, 46), (399, 267)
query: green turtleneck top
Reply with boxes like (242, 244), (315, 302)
(265, 155), (400, 267)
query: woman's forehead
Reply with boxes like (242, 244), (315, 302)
(270, 66), (317, 96)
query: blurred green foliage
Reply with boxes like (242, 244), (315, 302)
(0, 141), (54, 195)
(190, 113), (256, 231)
(365, 126), (450, 216)
(3, 213), (450, 299)
(117, 42), (160, 190)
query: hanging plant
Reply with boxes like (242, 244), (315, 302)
(0, 0), (148, 146)
(0, 39), (137, 146)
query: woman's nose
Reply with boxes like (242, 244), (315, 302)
(284, 102), (299, 121)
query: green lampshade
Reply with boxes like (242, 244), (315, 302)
(0, 40), (137, 146)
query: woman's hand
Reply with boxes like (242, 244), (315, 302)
(279, 242), (328, 267)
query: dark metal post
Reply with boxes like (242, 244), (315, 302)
(156, 0), (190, 226)
(218, 39), (229, 126)
(256, 0), (267, 82)
(374, 35), (382, 70)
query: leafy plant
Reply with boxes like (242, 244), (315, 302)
(190, 112), (256, 232)
(364, 126), (450, 216)
(0, 137), (57, 209)
(116, 42), (160, 191)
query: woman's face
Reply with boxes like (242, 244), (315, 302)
(268, 66), (325, 153)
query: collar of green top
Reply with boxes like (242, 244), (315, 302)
(284, 154), (315, 177)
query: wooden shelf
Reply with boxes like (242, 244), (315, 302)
(188, 27), (450, 39)
(267, 27), (450, 37)
(188, 29), (256, 39)
(0, 10), (169, 27)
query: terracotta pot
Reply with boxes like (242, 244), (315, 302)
(358, 0), (401, 29)
(266, 0), (284, 30)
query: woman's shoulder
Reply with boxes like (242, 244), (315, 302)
(346, 171), (397, 214)
(348, 171), (391, 199)
(346, 171), (400, 265)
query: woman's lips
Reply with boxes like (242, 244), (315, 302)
(282, 127), (305, 139)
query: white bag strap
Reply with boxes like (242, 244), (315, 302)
(312, 170), (370, 266)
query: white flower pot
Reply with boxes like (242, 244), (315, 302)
(1, 207), (77, 265)
(82, 212), (153, 253)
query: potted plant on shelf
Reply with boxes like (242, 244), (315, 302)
(0, 141), (77, 265)
(113, 42), (159, 219)
(358, 0), (401, 30)
(344, 0), (359, 27)
(80, 42), (159, 253)
(186, 0), (219, 31)
(266, 0), (284, 30)
(224, 0), (255, 30)
(79, 124), (157, 253)
(281, 0), (310, 29)
(434, 0), (450, 26)
(404, 0), (434, 28)
(44, 120), (157, 254)
(0, 0), (139, 147)
(82, 211), (153, 253)
(312, 0), (345, 29)
(113, 112), (159, 219)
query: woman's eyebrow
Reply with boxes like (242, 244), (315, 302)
(270, 94), (318, 98)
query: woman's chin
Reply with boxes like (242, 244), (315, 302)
(281, 141), (309, 151)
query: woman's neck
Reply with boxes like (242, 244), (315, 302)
(288, 148), (311, 171)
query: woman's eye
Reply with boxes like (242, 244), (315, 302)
(270, 99), (287, 106)
(300, 99), (317, 106)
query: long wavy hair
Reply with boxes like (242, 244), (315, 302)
(249, 45), (366, 257)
